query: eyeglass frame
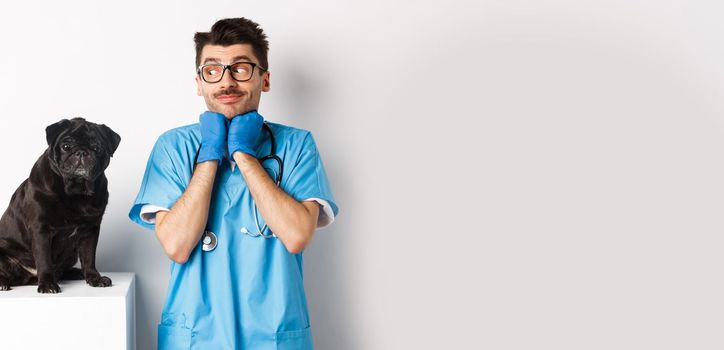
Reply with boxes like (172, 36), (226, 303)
(196, 61), (268, 83)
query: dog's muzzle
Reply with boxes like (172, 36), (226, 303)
(66, 149), (97, 178)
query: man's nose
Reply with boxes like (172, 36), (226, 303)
(218, 68), (239, 88)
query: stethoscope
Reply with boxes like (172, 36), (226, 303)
(194, 122), (284, 252)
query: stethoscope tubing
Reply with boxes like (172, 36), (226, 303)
(199, 122), (283, 251)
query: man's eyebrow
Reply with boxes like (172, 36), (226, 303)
(201, 56), (256, 65)
(202, 57), (220, 65)
(231, 55), (254, 63)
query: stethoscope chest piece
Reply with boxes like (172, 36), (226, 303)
(202, 230), (218, 251)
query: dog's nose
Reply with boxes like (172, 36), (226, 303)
(74, 149), (89, 158)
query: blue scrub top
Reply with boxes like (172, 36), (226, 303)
(128, 121), (338, 349)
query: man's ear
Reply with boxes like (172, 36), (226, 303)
(99, 124), (121, 157)
(262, 71), (271, 92)
(46, 119), (71, 146)
(196, 75), (203, 96)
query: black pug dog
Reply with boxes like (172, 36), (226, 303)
(0, 118), (120, 293)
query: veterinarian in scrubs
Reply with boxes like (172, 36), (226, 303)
(128, 18), (338, 349)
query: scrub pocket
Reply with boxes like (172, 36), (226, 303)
(275, 326), (314, 350)
(158, 324), (192, 350)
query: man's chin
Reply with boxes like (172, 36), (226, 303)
(209, 105), (254, 119)
(205, 107), (233, 119)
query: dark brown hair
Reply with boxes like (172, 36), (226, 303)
(194, 18), (269, 70)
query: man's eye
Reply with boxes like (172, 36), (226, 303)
(208, 69), (220, 76)
(233, 67), (248, 74)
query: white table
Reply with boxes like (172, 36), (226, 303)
(0, 272), (136, 350)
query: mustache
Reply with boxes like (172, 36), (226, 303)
(214, 89), (243, 98)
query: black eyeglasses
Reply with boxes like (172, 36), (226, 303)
(197, 62), (267, 83)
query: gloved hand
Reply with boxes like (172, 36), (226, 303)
(228, 110), (264, 158)
(197, 111), (229, 164)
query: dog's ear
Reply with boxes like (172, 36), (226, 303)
(46, 119), (72, 146)
(99, 124), (121, 157)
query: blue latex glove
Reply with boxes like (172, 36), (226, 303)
(228, 110), (264, 158)
(197, 111), (229, 164)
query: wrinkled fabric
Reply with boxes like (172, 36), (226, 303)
(129, 121), (338, 349)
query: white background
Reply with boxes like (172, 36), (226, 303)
(0, 1), (723, 349)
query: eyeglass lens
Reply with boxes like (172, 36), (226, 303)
(201, 62), (254, 83)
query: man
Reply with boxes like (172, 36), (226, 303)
(128, 18), (338, 349)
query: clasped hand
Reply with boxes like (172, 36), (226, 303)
(197, 111), (264, 164)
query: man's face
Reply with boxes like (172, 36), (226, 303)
(196, 44), (270, 119)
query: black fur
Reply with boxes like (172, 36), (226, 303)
(0, 118), (120, 293)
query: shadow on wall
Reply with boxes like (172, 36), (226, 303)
(97, 185), (171, 350)
(284, 64), (359, 349)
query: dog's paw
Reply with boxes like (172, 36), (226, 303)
(86, 275), (112, 287)
(0, 280), (11, 291)
(37, 281), (61, 294)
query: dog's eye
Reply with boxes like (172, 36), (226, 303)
(92, 145), (101, 152)
(61, 144), (71, 151)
